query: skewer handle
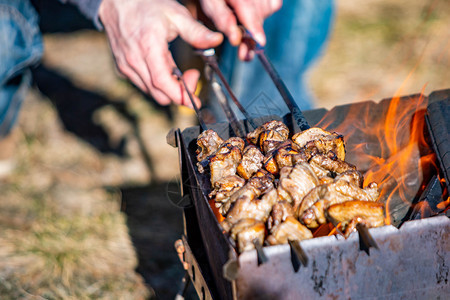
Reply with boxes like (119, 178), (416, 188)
(288, 239), (309, 272)
(253, 239), (268, 265)
(356, 223), (379, 255)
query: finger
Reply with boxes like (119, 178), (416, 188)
(121, 49), (172, 105)
(238, 43), (254, 61)
(172, 11), (224, 49)
(200, 0), (241, 46)
(182, 69), (202, 108)
(144, 40), (185, 105)
(268, 0), (283, 17)
(230, 1), (266, 46)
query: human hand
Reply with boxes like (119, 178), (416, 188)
(199, 0), (283, 60)
(98, 0), (223, 106)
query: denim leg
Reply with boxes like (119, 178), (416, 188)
(0, 0), (43, 137)
(215, 0), (335, 121)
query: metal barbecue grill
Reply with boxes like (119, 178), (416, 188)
(167, 88), (449, 300)
(167, 42), (450, 299)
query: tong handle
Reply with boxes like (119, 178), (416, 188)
(241, 27), (311, 131)
(173, 67), (207, 131)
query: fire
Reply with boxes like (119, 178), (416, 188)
(318, 86), (440, 225)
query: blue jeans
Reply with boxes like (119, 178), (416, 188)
(216, 0), (334, 120)
(0, 0), (43, 137)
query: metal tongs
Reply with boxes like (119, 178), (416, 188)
(195, 34), (311, 133)
(240, 28), (310, 131)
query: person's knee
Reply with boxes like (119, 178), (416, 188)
(0, 0), (42, 137)
(0, 1), (43, 83)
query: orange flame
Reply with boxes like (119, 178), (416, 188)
(317, 82), (442, 224)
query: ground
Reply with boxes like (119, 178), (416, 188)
(0, 0), (448, 299)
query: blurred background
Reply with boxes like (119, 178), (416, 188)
(0, 0), (448, 299)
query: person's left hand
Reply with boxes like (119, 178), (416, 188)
(199, 0), (283, 60)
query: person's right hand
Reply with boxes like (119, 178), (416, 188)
(98, 0), (223, 107)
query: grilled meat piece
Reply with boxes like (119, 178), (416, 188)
(230, 218), (266, 253)
(209, 138), (245, 185)
(334, 170), (364, 187)
(247, 120), (289, 145)
(237, 145), (264, 180)
(196, 129), (224, 161)
(267, 200), (294, 231)
(263, 140), (300, 176)
(209, 175), (246, 205)
(292, 127), (345, 161)
(259, 130), (288, 153)
(222, 186), (278, 232)
(219, 169), (274, 216)
(309, 152), (356, 177)
(299, 177), (380, 229)
(277, 162), (320, 212)
(224, 137), (245, 152)
(326, 200), (385, 237)
(266, 216), (313, 245)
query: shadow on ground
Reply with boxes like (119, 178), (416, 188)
(32, 64), (193, 298)
(121, 183), (198, 299)
(31, 2), (199, 298)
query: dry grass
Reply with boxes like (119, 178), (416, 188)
(310, 0), (450, 108)
(0, 94), (151, 299)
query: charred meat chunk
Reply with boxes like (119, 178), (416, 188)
(237, 145), (264, 180)
(267, 200), (294, 231)
(196, 129), (224, 161)
(209, 138), (245, 185)
(277, 162), (319, 212)
(229, 218), (266, 253)
(326, 200), (385, 237)
(247, 120), (289, 144)
(266, 216), (313, 245)
(209, 175), (246, 205)
(263, 140), (300, 176)
(298, 177), (380, 229)
(292, 127), (345, 161)
(223, 188), (279, 231)
(219, 169), (274, 216)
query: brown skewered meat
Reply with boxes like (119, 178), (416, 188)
(247, 120), (289, 145)
(195, 122), (384, 254)
(259, 130), (288, 153)
(196, 129), (224, 161)
(277, 162), (320, 212)
(292, 127), (346, 161)
(222, 188), (279, 232)
(237, 145), (264, 180)
(224, 137), (245, 152)
(298, 176), (380, 229)
(219, 169), (274, 216)
(266, 216), (313, 245)
(326, 200), (385, 237)
(309, 152), (356, 178)
(209, 138), (245, 185)
(267, 200), (294, 231)
(230, 218), (266, 252)
(263, 140), (300, 176)
(209, 175), (246, 205)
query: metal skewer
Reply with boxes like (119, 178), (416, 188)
(241, 30), (311, 132)
(356, 223), (379, 255)
(173, 67), (207, 131)
(253, 239), (268, 266)
(196, 48), (257, 131)
(206, 65), (246, 137)
(288, 239), (309, 272)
